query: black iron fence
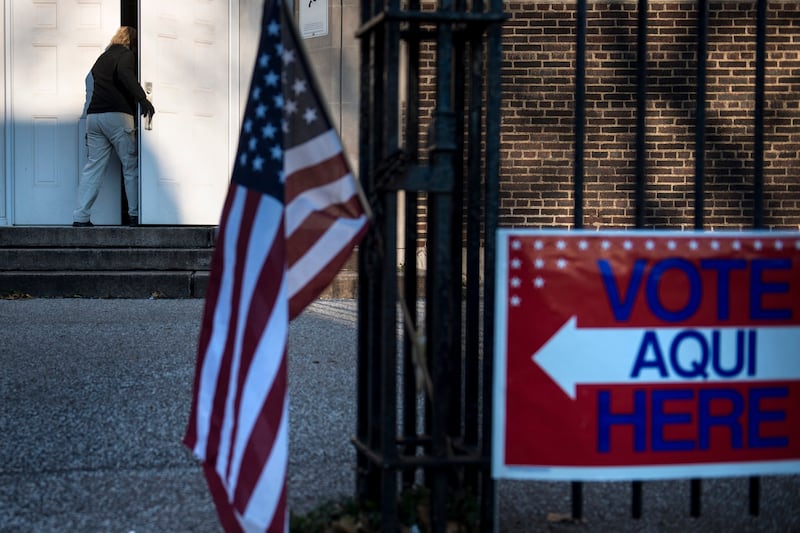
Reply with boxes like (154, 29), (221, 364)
(355, 0), (776, 530)
(355, 0), (504, 531)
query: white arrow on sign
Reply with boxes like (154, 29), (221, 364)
(532, 316), (800, 399)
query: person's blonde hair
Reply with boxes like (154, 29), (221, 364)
(109, 26), (136, 48)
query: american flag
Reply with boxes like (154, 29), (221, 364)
(183, 0), (368, 530)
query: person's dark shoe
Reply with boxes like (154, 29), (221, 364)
(128, 216), (139, 227)
(73, 221), (93, 227)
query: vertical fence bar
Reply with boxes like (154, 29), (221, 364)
(694, 0), (708, 231)
(571, 0), (587, 518)
(753, 0), (767, 229)
(748, 0), (767, 516)
(574, 0), (586, 232)
(631, 0), (648, 516)
(634, 0), (647, 231)
(691, 0), (709, 515)
(753, 0), (766, 231)
(356, 0), (380, 506)
(428, 2), (457, 531)
(482, 1), (503, 529)
(450, 0), (466, 455)
(690, 478), (702, 517)
(402, 0), (422, 491)
(464, 0), (486, 493)
(381, 0), (402, 524)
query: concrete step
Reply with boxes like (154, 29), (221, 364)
(0, 248), (212, 271)
(0, 271), (209, 299)
(0, 226), (360, 299)
(0, 226), (216, 248)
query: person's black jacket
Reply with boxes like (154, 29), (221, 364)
(87, 44), (152, 117)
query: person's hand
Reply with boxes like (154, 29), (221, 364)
(141, 99), (155, 118)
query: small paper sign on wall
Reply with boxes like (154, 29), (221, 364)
(300, 0), (328, 39)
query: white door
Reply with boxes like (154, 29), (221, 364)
(11, 0), (121, 225)
(139, 0), (234, 225)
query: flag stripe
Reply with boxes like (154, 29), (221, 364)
(225, 199), (286, 487)
(191, 187), (249, 459)
(235, 353), (288, 514)
(206, 190), (262, 470)
(285, 150), (350, 205)
(244, 400), (289, 530)
(284, 129), (346, 186)
(203, 463), (244, 533)
(184, 187), (237, 450)
(288, 216), (368, 318)
(286, 196), (367, 267)
(286, 173), (362, 237)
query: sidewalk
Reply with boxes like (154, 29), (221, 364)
(1, 298), (797, 532)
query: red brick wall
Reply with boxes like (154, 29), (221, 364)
(500, 0), (800, 230)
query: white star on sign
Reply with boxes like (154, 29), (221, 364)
(556, 258), (567, 269)
(510, 277), (522, 288)
(534, 277), (545, 288)
(579, 240), (588, 250)
(534, 258), (545, 269)
(511, 258), (522, 269)
(511, 240), (522, 250)
(510, 295), (522, 307)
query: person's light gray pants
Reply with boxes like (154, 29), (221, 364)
(73, 112), (139, 223)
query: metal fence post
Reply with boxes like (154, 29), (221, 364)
(355, 2), (506, 531)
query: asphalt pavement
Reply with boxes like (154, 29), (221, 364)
(1, 298), (798, 532)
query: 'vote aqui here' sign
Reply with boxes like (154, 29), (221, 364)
(493, 230), (800, 481)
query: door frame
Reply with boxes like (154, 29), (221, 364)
(3, 2), (12, 226)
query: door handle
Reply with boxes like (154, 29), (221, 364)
(143, 82), (153, 130)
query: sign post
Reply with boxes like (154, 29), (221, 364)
(493, 230), (800, 481)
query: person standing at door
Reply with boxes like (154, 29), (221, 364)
(73, 26), (155, 227)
